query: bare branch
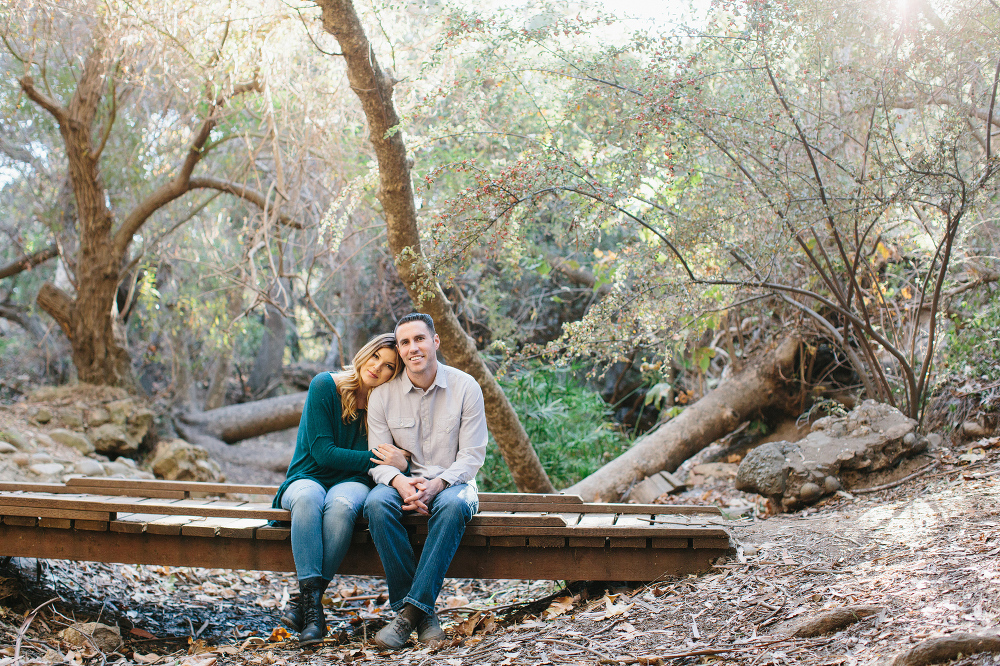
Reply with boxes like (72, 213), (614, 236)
(0, 245), (59, 280)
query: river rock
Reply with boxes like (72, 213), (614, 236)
(57, 408), (84, 429)
(150, 439), (224, 482)
(32, 406), (53, 424)
(736, 400), (927, 511)
(74, 459), (106, 476)
(30, 462), (65, 477)
(30, 452), (53, 464)
(87, 407), (111, 427)
(0, 442), (16, 454)
(48, 429), (95, 455)
(0, 428), (31, 450)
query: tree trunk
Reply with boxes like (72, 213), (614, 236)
(178, 391), (307, 443)
(567, 336), (802, 502)
(316, 0), (555, 493)
(249, 301), (287, 399)
(204, 285), (244, 410)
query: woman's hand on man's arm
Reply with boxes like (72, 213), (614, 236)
(371, 443), (410, 471)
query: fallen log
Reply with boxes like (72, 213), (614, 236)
(566, 336), (801, 502)
(772, 605), (882, 637)
(176, 392), (307, 444)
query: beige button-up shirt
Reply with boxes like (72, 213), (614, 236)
(367, 363), (487, 489)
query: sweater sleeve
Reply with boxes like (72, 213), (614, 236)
(303, 374), (375, 472)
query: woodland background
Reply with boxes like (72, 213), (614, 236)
(1, 0), (999, 496)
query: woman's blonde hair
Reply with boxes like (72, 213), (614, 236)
(334, 333), (401, 425)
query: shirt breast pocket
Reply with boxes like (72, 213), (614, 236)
(391, 417), (417, 449)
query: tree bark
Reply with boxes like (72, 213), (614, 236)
(316, 0), (554, 492)
(567, 336), (801, 502)
(0, 246), (59, 280)
(248, 301), (287, 399)
(204, 285), (245, 410)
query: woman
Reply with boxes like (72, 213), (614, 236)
(273, 333), (407, 646)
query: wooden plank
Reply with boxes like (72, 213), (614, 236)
(478, 493), (583, 504)
(2, 515), (36, 526)
(182, 516), (250, 537)
(146, 515), (197, 535)
(65, 477), (279, 495)
(0, 484), (185, 499)
(255, 526), (291, 541)
(610, 537), (648, 548)
(74, 520), (110, 531)
(218, 518), (268, 539)
(0, 505), (112, 521)
(0, 493), (288, 520)
(489, 536), (527, 547)
(528, 536), (565, 548)
(110, 513), (165, 534)
(39, 517), (72, 529)
(568, 537), (606, 547)
(0, 526), (728, 580)
(465, 525), (728, 538)
(652, 537), (690, 549)
(460, 534), (488, 547)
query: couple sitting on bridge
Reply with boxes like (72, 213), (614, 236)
(271, 312), (487, 649)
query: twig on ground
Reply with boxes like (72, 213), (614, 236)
(540, 638), (610, 660)
(852, 461), (940, 494)
(14, 597), (59, 664)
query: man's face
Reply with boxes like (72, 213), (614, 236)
(395, 320), (440, 377)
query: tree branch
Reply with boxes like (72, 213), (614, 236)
(0, 245), (59, 280)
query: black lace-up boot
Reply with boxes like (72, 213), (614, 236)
(297, 577), (329, 646)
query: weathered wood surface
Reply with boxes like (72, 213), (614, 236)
(0, 480), (731, 580)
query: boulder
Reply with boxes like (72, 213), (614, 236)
(57, 408), (84, 429)
(89, 423), (133, 456)
(48, 429), (95, 455)
(150, 439), (224, 482)
(736, 400), (927, 511)
(87, 407), (111, 427)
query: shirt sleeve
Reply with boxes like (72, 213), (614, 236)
(438, 379), (488, 487)
(367, 384), (402, 486)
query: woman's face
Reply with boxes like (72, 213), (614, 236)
(359, 346), (399, 390)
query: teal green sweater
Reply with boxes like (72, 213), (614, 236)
(273, 372), (375, 508)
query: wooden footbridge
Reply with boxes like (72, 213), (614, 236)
(0, 478), (731, 581)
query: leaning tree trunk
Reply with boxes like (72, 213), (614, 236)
(316, 0), (555, 493)
(567, 336), (802, 502)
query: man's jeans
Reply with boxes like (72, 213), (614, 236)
(280, 479), (370, 580)
(363, 482), (478, 614)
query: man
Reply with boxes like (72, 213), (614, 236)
(365, 312), (487, 649)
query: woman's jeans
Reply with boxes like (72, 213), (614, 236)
(280, 479), (370, 581)
(363, 482), (478, 614)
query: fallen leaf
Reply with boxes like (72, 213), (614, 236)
(130, 628), (157, 639)
(542, 595), (578, 619)
(180, 655), (217, 666)
(444, 595), (470, 609)
(267, 627), (291, 643)
(601, 595), (632, 620)
(133, 653), (161, 664)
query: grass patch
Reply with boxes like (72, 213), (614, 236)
(479, 363), (636, 492)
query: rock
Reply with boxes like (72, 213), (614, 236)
(0, 428), (31, 450)
(962, 420), (992, 439)
(87, 407), (110, 427)
(48, 429), (96, 455)
(59, 622), (122, 652)
(102, 461), (133, 476)
(106, 400), (129, 425)
(687, 462), (739, 486)
(30, 462), (65, 477)
(150, 439), (224, 482)
(57, 408), (84, 428)
(30, 452), (54, 464)
(799, 482), (822, 501)
(32, 406), (53, 424)
(74, 459), (106, 476)
(11, 452), (30, 467)
(926, 433), (943, 448)
(33, 433), (57, 449)
(737, 400), (924, 512)
(89, 423), (133, 456)
(0, 442), (16, 454)
(114, 456), (137, 469)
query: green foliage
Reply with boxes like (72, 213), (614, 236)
(941, 297), (1000, 384)
(479, 363), (635, 492)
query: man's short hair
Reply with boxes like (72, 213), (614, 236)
(395, 312), (435, 336)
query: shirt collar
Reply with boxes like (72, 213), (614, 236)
(401, 363), (449, 393)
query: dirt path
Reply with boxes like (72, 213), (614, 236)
(2, 439), (998, 666)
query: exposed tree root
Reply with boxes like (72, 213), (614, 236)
(773, 605), (882, 637)
(889, 632), (1000, 666)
